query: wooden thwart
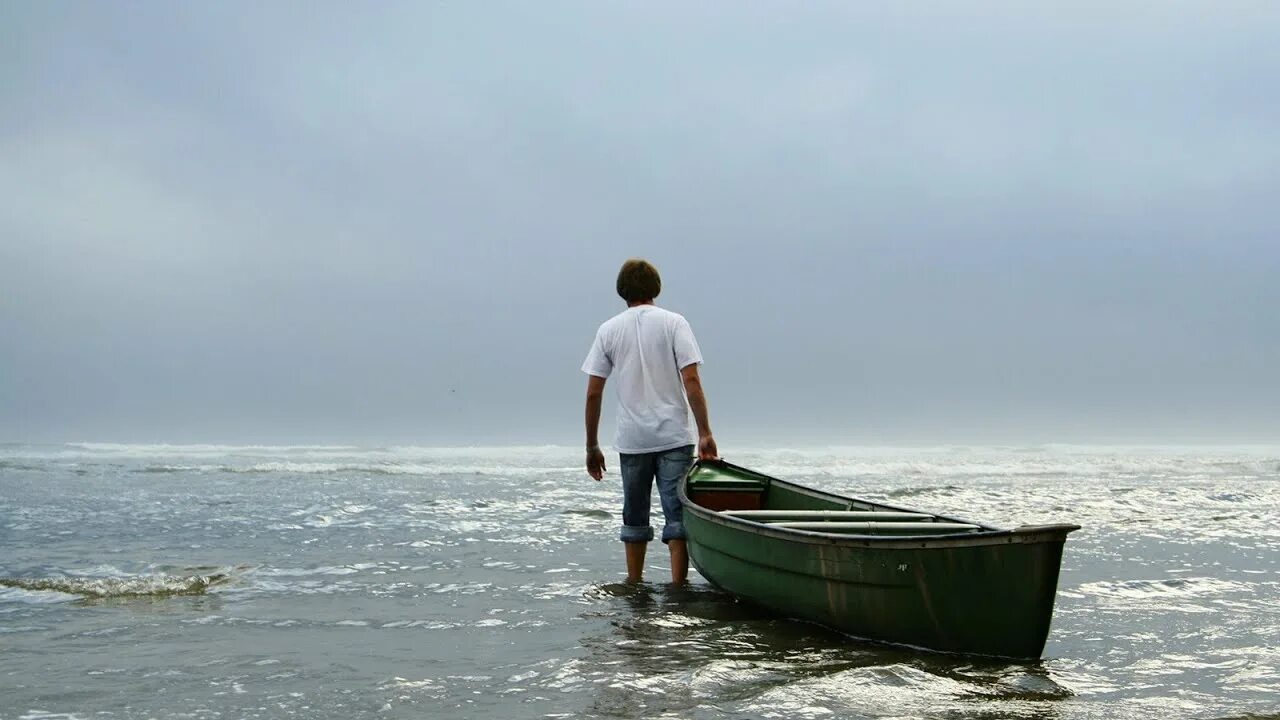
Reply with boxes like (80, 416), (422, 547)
(773, 521), (982, 533)
(725, 510), (931, 522)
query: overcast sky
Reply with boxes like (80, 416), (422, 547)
(2, 2), (1277, 445)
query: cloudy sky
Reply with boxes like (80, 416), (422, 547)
(2, 2), (1277, 445)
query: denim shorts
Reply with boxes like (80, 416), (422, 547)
(618, 444), (695, 544)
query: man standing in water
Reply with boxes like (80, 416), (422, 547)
(582, 258), (718, 584)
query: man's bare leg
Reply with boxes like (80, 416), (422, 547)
(668, 539), (689, 584)
(625, 541), (647, 583)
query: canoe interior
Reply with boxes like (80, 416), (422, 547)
(687, 462), (986, 536)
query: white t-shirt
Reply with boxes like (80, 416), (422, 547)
(582, 305), (704, 454)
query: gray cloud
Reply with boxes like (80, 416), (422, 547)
(2, 2), (1277, 444)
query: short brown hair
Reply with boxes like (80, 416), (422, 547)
(616, 258), (661, 303)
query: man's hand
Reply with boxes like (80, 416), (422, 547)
(698, 435), (718, 461)
(586, 446), (607, 481)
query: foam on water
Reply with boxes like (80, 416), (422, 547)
(1, 443), (1277, 719)
(0, 573), (230, 600)
(3, 442), (1278, 480)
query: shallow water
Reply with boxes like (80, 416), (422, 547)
(1, 443), (1277, 719)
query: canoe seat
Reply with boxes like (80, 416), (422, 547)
(772, 521), (982, 534)
(689, 479), (766, 512)
(691, 489), (763, 511)
(688, 465), (769, 512)
(725, 510), (932, 522)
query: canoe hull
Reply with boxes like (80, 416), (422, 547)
(680, 462), (1076, 658)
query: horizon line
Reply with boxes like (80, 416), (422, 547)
(4, 440), (1280, 453)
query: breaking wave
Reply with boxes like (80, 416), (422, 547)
(0, 573), (230, 599)
(132, 462), (581, 477)
(1, 442), (1276, 481)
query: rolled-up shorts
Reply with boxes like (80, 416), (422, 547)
(618, 444), (695, 544)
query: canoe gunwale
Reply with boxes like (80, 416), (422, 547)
(680, 459), (1079, 550)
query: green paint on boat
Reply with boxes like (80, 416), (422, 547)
(679, 459), (1079, 659)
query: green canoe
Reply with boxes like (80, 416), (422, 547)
(678, 459), (1079, 659)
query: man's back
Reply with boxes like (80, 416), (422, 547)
(583, 305), (703, 454)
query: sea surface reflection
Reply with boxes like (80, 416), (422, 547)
(1, 443), (1277, 719)
(579, 581), (1076, 719)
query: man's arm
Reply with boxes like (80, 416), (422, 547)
(585, 375), (607, 480)
(680, 364), (718, 461)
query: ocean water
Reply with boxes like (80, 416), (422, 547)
(1, 443), (1277, 720)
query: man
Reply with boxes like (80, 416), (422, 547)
(582, 258), (718, 584)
